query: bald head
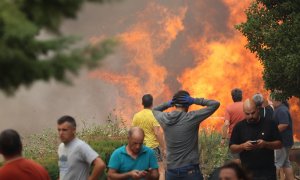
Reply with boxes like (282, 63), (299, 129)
(243, 98), (260, 123)
(128, 127), (144, 139)
(243, 99), (256, 110)
(127, 127), (144, 155)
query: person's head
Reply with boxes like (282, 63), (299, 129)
(252, 93), (264, 107)
(172, 90), (190, 112)
(270, 92), (289, 109)
(142, 94), (153, 108)
(57, 115), (76, 144)
(219, 162), (249, 180)
(127, 127), (144, 155)
(231, 88), (243, 102)
(243, 98), (260, 124)
(0, 129), (22, 158)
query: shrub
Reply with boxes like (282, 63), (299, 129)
(199, 128), (228, 179)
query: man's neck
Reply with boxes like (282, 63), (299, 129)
(125, 145), (139, 159)
(175, 107), (186, 112)
(4, 154), (22, 164)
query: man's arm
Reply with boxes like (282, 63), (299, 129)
(147, 168), (159, 180)
(256, 139), (282, 150)
(153, 102), (171, 111)
(192, 98), (220, 120)
(230, 141), (256, 153)
(221, 120), (229, 139)
(278, 124), (288, 132)
(89, 157), (106, 180)
(153, 126), (166, 156)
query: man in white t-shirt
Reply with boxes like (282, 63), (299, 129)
(57, 115), (106, 180)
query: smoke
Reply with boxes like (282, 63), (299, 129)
(0, 0), (299, 138)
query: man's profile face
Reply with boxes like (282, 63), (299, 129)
(128, 134), (144, 155)
(57, 122), (76, 144)
(219, 168), (238, 180)
(244, 105), (259, 123)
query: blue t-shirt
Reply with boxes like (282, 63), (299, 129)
(273, 104), (294, 147)
(108, 145), (158, 174)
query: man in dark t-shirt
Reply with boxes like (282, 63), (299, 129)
(230, 99), (282, 180)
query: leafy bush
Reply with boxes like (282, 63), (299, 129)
(199, 128), (228, 179)
(23, 113), (127, 180)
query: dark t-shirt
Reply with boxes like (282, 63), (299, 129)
(260, 105), (274, 122)
(273, 104), (294, 147)
(230, 117), (281, 171)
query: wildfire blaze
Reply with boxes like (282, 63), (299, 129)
(89, 1), (300, 139)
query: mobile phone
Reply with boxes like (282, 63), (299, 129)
(249, 140), (258, 144)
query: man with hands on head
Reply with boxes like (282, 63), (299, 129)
(107, 127), (159, 180)
(152, 90), (220, 180)
(230, 99), (282, 180)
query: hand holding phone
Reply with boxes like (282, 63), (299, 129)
(249, 140), (258, 145)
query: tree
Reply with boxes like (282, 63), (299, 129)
(0, 0), (116, 95)
(236, 0), (300, 99)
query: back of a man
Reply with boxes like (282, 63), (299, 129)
(132, 94), (165, 179)
(153, 90), (220, 180)
(222, 88), (245, 140)
(0, 129), (50, 180)
(0, 158), (50, 180)
(225, 101), (245, 137)
(133, 109), (159, 148)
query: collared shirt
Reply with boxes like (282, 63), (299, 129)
(108, 145), (158, 174)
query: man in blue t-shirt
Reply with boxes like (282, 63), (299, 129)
(107, 127), (159, 180)
(272, 97), (294, 180)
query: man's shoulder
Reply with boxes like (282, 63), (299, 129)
(227, 102), (243, 109)
(234, 119), (247, 127)
(112, 145), (126, 154)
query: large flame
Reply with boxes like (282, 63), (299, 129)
(89, 1), (299, 139)
(90, 3), (187, 124)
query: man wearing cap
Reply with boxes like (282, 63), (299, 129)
(152, 90), (220, 180)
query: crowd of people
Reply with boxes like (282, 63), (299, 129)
(0, 89), (295, 180)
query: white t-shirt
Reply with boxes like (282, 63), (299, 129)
(58, 138), (99, 180)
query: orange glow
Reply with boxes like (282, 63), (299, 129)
(89, 1), (300, 138)
(89, 3), (186, 124)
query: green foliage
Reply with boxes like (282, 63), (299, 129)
(236, 0), (300, 99)
(199, 129), (228, 179)
(23, 112), (127, 180)
(0, 0), (117, 95)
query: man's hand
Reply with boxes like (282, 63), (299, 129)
(176, 95), (195, 105)
(242, 141), (256, 151)
(130, 170), (148, 179)
(255, 139), (266, 149)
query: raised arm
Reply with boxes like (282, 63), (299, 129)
(191, 98), (220, 120)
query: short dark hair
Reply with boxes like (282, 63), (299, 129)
(220, 162), (250, 180)
(142, 94), (153, 108)
(0, 129), (22, 156)
(231, 88), (242, 102)
(172, 90), (190, 107)
(57, 115), (76, 128)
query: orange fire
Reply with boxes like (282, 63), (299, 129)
(89, 1), (300, 139)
